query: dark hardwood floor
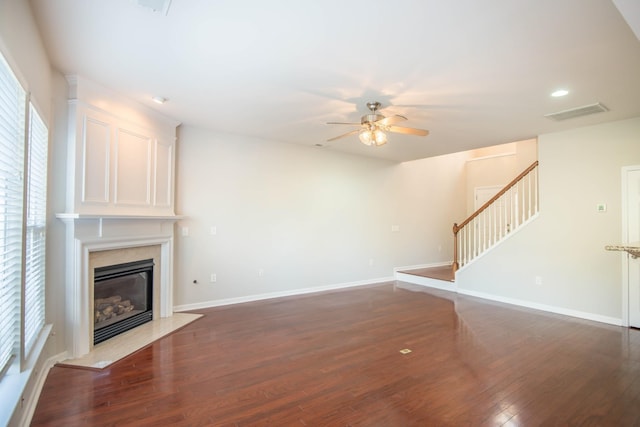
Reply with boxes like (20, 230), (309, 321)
(32, 283), (640, 426)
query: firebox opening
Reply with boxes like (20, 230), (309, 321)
(94, 258), (154, 345)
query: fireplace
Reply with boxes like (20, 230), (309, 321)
(94, 258), (154, 344)
(57, 76), (181, 358)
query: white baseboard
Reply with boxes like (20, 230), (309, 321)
(173, 276), (395, 312)
(394, 266), (622, 327)
(16, 350), (68, 427)
(178, 269), (622, 334)
(457, 288), (623, 326)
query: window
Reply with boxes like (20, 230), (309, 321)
(24, 104), (48, 357)
(0, 51), (48, 378)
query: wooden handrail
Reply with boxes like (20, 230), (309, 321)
(453, 161), (538, 234)
(452, 160), (538, 272)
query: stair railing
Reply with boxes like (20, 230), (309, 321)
(453, 161), (539, 272)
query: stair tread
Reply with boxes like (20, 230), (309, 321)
(398, 265), (455, 282)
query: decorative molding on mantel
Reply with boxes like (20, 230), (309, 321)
(56, 213), (185, 221)
(56, 214), (184, 238)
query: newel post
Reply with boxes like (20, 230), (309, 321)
(452, 223), (459, 272)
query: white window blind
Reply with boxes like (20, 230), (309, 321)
(0, 54), (26, 374)
(23, 104), (47, 357)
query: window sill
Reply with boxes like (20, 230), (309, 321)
(0, 324), (52, 427)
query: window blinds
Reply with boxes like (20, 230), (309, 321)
(0, 54), (26, 373)
(24, 104), (47, 357)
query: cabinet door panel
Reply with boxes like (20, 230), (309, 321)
(82, 116), (110, 204)
(154, 139), (173, 208)
(114, 128), (151, 206)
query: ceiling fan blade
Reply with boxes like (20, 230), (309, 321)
(326, 121), (361, 125)
(375, 115), (407, 126)
(327, 129), (361, 142)
(388, 125), (430, 136)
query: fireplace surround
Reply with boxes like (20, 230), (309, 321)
(57, 215), (179, 358)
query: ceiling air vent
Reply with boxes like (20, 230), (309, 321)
(133, 0), (172, 15)
(544, 102), (609, 121)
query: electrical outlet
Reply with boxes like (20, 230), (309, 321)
(210, 226), (217, 235)
(258, 268), (264, 277)
(535, 276), (542, 285)
(210, 273), (216, 283)
(181, 226), (189, 237)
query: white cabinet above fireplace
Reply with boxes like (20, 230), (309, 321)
(65, 76), (180, 217)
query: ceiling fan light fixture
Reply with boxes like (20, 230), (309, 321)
(359, 128), (387, 146)
(327, 101), (427, 145)
(373, 129), (387, 146)
(359, 129), (373, 145)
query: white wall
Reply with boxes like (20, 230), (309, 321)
(0, 0), (50, 118)
(174, 126), (468, 308)
(456, 117), (640, 323)
(464, 139), (537, 216)
(46, 72), (69, 356)
(395, 150), (469, 267)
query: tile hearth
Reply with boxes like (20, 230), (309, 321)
(59, 313), (202, 369)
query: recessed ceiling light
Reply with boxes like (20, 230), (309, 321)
(551, 89), (569, 97)
(152, 96), (167, 104)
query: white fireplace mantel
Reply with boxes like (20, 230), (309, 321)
(57, 213), (184, 238)
(57, 214), (184, 220)
(58, 214), (183, 358)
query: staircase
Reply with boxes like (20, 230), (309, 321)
(453, 160), (539, 271)
(397, 161), (539, 289)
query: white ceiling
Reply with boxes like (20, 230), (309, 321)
(30, 0), (640, 162)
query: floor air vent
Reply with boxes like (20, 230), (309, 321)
(544, 102), (609, 121)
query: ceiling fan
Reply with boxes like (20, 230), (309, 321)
(327, 101), (429, 146)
